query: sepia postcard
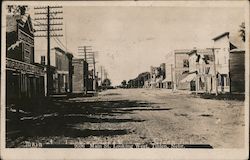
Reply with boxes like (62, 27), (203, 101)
(1, 1), (249, 159)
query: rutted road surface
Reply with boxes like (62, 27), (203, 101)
(7, 88), (245, 148)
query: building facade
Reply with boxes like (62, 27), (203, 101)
(162, 64), (173, 89)
(72, 58), (89, 93)
(174, 32), (245, 94)
(38, 47), (73, 95)
(149, 63), (166, 88)
(229, 49), (245, 93)
(6, 14), (45, 103)
(49, 47), (73, 94)
(174, 49), (191, 90)
(187, 49), (216, 93)
(213, 32), (245, 93)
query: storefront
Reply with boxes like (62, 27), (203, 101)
(6, 58), (45, 104)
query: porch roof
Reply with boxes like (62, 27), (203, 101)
(179, 73), (196, 83)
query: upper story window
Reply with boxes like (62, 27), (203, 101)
(183, 59), (189, 68)
(41, 56), (45, 65)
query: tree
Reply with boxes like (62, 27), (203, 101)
(121, 80), (127, 88)
(239, 22), (245, 42)
(102, 78), (111, 87)
(127, 80), (133, 88)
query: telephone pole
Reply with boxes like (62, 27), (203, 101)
(34, 6), (63, 96)
(171, 64), (174, 92)
(85, 51), (98, 91)
(78, 46), (92, 93)
(100, 66), (103, 86)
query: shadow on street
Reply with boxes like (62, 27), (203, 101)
(6, 97), (164, 147)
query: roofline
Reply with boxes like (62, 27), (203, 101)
(212, 32), (230, 41)
(188, 49), (213, 55)
(53, 47), (66, 54)
(174, 49), (192, 52)
(72, 58), (85, 61)
(72, 58), (88, 63)
(230, 49), (245, 53)
(187, 50), (196, 55)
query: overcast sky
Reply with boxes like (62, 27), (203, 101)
(32, 5), (245, 85)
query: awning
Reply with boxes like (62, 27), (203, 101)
(179, 73), (196, 83)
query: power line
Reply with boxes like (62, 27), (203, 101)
(34, 6), (63, 96)
(32, 17), (67, 50)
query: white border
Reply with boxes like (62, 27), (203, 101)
(1, 1), (249, 160)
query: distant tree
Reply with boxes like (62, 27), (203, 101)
(102, 78), (111, 87)
(127, 80), (133, 88)
(239, 22), (245, 42)
(121, 80), (127, 87)
(7, 5), (28, 16)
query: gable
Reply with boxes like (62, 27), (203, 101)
(229, 34), (245, 50)
(18, 15), (34, 36)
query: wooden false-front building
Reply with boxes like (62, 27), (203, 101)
(6, 14), (45, 104)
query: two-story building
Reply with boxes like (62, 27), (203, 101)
(173, 49), (191, 90)
(162, 64), (173, 89)
(38, 47), (73, 94)
(6, 14), (45, 104)
(72, 58), (89, 93)
(175, 32), (245, 94)
(212, 32), (245, 93)
(50, 47), (73, 94)
(186, 49), (215, 93)
(149, 63), (166, 88)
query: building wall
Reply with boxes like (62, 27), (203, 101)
(230, 52), (245, 93)
(174, 51), (190, 89)
(55, 50), (69, 72)
(189, 53), (197, 73)
(72, 59), (85, 93)
(6, 15), (45, 104)
(6, 15), (34, 64)
(163, 64), (173, 89)
(149, 63), (166, 88)
(213, 36), (230, 74)
(48, 48), (71, 93)
(6, 59), (45, 104)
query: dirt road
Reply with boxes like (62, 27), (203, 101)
(7, 88), (245, 148)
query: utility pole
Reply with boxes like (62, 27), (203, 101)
(79, 50), (98, 91)
(100, 66), (103, 86)
(103, 69), (108, 81)
(93, 54), (96, 91)
(47, 6), (51, 96)
(78, 46), (92, 94)
(212, 48), (218, 96)
(34, 6), (63, 96)
(171, 64), (174, 91)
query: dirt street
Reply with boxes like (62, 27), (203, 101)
(7, 88), (245, 148)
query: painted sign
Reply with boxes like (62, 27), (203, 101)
(6, 58), (45, 76)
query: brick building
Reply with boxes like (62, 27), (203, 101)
(72, 58), (89, 93)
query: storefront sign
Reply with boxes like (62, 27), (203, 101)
(6, 58), (45, 76)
